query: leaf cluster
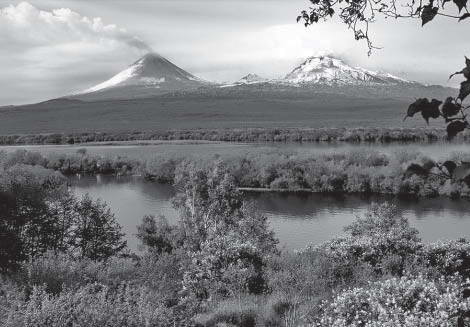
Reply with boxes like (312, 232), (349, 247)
(404, 57), (470, 139)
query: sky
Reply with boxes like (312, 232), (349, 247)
(0, 0), (468, 105)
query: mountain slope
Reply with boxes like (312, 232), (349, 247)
(73, 53), (208, 101)
(284, 56), (413, 85)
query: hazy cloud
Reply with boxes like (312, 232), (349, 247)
(0, 2), (151, 51)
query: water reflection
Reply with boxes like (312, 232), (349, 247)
(70, 175), (470, 252)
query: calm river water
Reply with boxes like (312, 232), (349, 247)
(70, 175), (470, 252)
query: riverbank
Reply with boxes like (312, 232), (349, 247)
(3, 146), (470, 199)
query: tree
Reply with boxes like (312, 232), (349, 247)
(0, 165), (67, 272)
(71, 194), (127, 260)
(298, 0), (469, 139)
(172, 161), (278, 254)
(136, 215), (178, 254)
(0, 165), (128, 272)
(138, 161), (278, 300)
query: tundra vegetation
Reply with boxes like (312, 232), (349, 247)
(2, 156), (470, 326)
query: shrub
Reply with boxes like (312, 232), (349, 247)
(21, 252), (137, 294)
(3, 283), (173, 327)
(305, 203), (421, 281)
(422, 240), (470, 278)
(136, 215), (179, 254)
(316, 275), (470, 327)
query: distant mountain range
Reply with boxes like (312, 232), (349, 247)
(70, 53), (450, 102)
(0, 52), (458, 135)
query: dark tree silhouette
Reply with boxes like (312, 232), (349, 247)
(71, 194), (126, 260)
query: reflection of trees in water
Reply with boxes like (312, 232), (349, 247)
(70, 176), (470, 224)
(248, 192), (470, 222)
(395, 197), (470, 220)
(247, 192), (378, 217)
(69, 175), (176, 202)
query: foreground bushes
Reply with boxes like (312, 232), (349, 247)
(317, 275), (469, 327)
(2, 201), (470, 326)
(2, 283), (173, 327)
(3, 160), (470, 326)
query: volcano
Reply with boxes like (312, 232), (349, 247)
(284, 56), (415, 86)
(73, 53), (208, 101)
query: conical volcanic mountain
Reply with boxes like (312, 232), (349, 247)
(74, 53), (208, 101)
(284, 56), (413, 85)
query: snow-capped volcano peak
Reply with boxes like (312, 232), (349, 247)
(284, 56), (411, 85)
(79, 52), (205, 95)
(237, 73), (267, 84)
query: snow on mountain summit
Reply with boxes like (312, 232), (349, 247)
(284, 56), (412, 85)
(80, 52), (206, 94)
(237, 73), (268, 84)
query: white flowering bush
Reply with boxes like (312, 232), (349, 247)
(315, 275), (470, 327)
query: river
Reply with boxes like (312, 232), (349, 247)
(70, 175), (470, 252)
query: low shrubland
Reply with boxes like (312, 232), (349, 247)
(2, 160), (470, 326)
